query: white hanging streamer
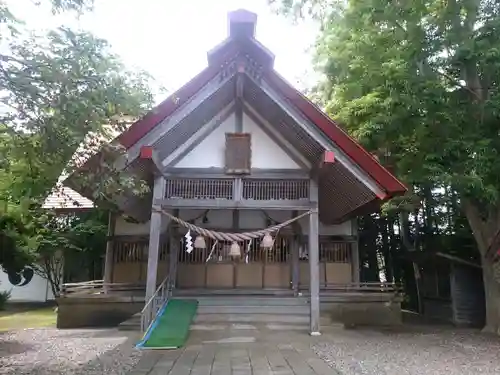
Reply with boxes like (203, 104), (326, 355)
(245, 241), (252, 264)
(185, 230), (193, 254)
(206, 240), (218, 263)
(299, 244), (308, 260)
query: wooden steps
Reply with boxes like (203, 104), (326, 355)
(119, 291), (312, 331)
(192, 295), (309, 325)
(118, 312), (141, 331)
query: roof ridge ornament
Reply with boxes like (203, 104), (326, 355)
(228, 9), (257, 39)
(207, 10), (274, 69)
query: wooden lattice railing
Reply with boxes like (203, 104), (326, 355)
(241, 179), (309, 200)
(60, 280), (145, 296)
(111, 236), (354, 265)
(113, 238), (168, 263)
(163, 178), (310, 201)
(165, 178), (234, 200)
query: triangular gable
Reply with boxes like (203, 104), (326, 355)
(170, 108), (303, 170)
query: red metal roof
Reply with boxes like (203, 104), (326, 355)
(118, 41), (242, 150)
(118, 66), (219, 149)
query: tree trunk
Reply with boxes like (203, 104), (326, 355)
(359, 214), (380, 282)
(400, 211), (423, 314)
(388, 215), (402, 283)
(481, 258), (500, 334)
(380, 216), (393, 282)
(463, 198), (500, 333)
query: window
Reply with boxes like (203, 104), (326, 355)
(225, 133), (251, 174)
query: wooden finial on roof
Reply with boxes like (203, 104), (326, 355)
(228, 9), (257, 38)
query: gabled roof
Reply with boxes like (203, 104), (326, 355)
(113, 10), (406, 199)
(65, 9), (406, 222)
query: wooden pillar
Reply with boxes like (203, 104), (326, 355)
(309, 180), (321, 335)
(291, 210), (301, 296)
(103, 212), (116, 293)
(169, 209), (180, 289)
(146, 176), (167, 303)
(351, 220), (360, 283)
(291, 238), (300, 295)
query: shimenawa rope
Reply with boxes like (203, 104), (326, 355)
(152, 206), (313, 242)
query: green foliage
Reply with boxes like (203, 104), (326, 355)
(0, 289), (11, 310)
(48, 0), (94, 13)
(275, 0), (500, 330)
(33, 209), (108, 297)
(275, 0), (500, 246)
(0, 0), (154, 273)
(269, 0), (336, 20)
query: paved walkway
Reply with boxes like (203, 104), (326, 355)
(127, 323), (335, 375)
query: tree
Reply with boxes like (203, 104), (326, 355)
(273, 0), (500, 333)
(34, 210), (107, 297)
(0, 0), (154, 274)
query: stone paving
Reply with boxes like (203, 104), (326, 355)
(127, 323), (334, 375)
(3, 322), (500, 374)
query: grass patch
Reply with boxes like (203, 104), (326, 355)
(0, 307), (56, 332)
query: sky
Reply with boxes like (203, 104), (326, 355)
(6, 0), (320, 99)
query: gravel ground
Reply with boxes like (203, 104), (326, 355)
(313, 326), (500, 375)
(0, 328), (143, 375)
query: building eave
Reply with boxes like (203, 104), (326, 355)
(117, 66), (221, 150)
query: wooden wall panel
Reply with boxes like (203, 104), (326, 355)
(112, 263), (141, 283)
(156, 261), (170, 282)
(264, 264), (290, 288)
(177, 265), (206, 288)
(325, 263), (352, 284)
(139, 262), (147, 283)
(299, 262), (310, 286)
(206, 264), (234, 288)
(236, 264), (263, 288)
(299, 262), (327, 287)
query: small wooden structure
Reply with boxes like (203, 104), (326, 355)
(409, 252), (485, 327)
(50, 10), (407, 334)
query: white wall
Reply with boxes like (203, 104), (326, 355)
(174, 113), (235, 168)
(113, 210), (353, 236)
(242, 113), (300, 169)
(0, 267), (54, 302)
(171, 108), (301, 169)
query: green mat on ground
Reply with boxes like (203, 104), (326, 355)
(141, 299), (198, 349)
